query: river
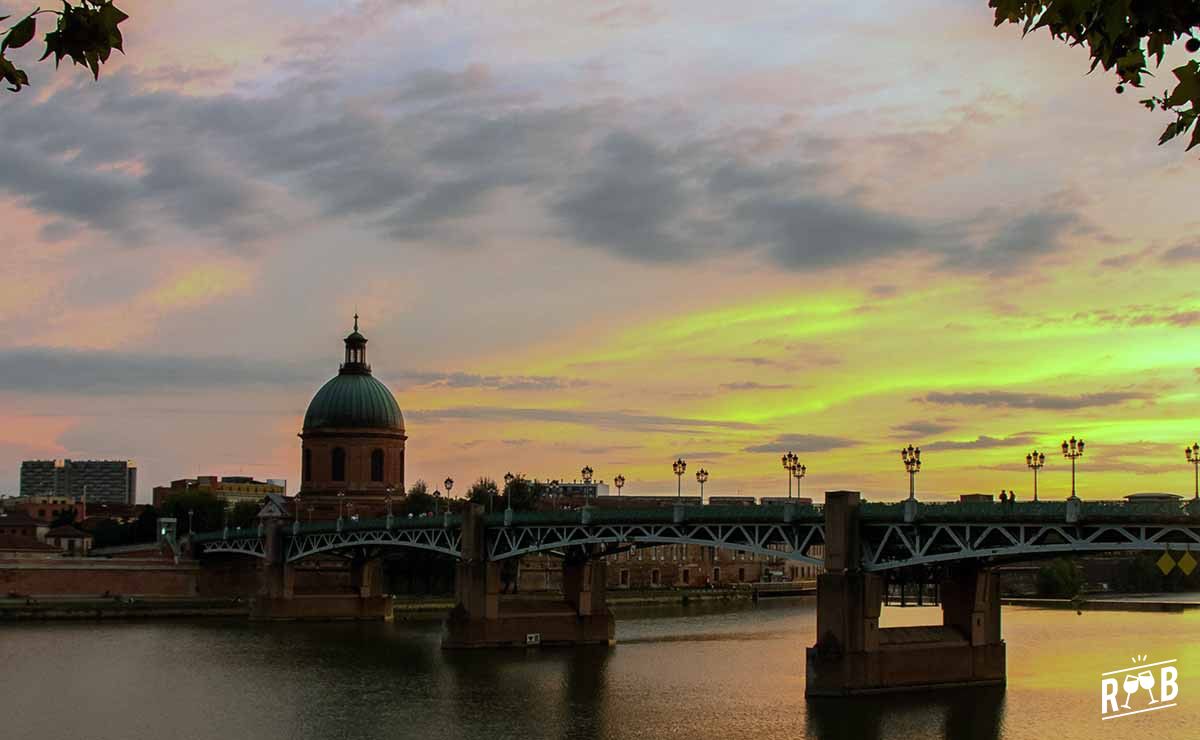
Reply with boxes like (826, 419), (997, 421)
(2, 599), (1197, 740)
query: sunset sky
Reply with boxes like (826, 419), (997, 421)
(1, 0), (1198, 503)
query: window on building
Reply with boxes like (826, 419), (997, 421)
(650, 569), (661, 586)
(713, 567), (721, 583)
(331, 448), (346, 482)
(738, 567), (746, 582)
(620, 569), (630, 587)
(682, 568), (690, 585)
(370, 449), (384, 482)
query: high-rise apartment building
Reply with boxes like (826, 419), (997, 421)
(19, 459), (137, 505)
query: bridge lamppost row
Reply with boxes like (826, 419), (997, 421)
(1062, 436), (1084, 499)
(614, 474), (625, 496)
(782, 451), (799, 498)
(581, 466), (594, 484)
(444, 478), (454, 514)
(672, 458), (687, 498)
(794, 463), (807, 499)
(502, 472), (514, 514)
(1187, 443), (1200, 501)
(901, 445), (921, 501)
(696, 468), (709, 501)
(1025, 450), (1045, 502)
(385, 487), (394, 519)
(337, 491), (346, 523)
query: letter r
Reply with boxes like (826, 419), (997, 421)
(1101, 678), (1119, 714)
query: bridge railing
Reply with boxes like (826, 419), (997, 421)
(860, 499), (1199, 524)
(484, 504), (824, 527)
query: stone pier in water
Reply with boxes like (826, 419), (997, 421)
(805, 491), (1005, 695)
(443, 504), (615, 648)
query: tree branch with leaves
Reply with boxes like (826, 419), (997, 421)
(991, 1), (1200, 151)
(1, 0), (128, 93)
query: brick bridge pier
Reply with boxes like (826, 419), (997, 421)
(805, 491), (1005, 695)
(443, 504), (615, 648)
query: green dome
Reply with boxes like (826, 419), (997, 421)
(303, 372), (404, 431)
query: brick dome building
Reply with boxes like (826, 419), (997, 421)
(297, 316), (406, 519)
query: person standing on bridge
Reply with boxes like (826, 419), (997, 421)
(999, 491), (1008, 504)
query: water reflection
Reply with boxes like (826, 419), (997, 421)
(806, 686), (1005, 740)
(2, 601), (1197, 740)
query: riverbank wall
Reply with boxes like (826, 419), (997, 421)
(1002, 596), (1200, 612)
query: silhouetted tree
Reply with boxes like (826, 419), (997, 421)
(1036, 557), (1084, 597)
(159, 491), (225, 534)
(401, 479), (435, 516)
(990, 1), (1200, 151)
(466, 477), (499, 510)
(227, 501), (260, 529)
(1, 2), (128, 92)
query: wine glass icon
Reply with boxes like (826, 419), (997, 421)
(1122, 673), (1140, 709)
(1138, 669), (1158, 705)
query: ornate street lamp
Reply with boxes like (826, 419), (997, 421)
(1061, 436), (1084, 499)
(385, 487), (394, 518)
(901, 445), (921, 501)
(1186, 443), (1200, 501)
(1025, 450), (1045, 502)
(307, 505), (314, 524)
(793, 463), (807, 499)
(337, 490), (346, 523)
(444, 477), (454, 514)
(781, 451), (799, 498)
(581, 466), (594, 484)
(503, 472), (514, 514)
(695, 468), (709, 500)
(187, 508), (195, 535)
(672, 458), (687, 498)
(614, 474), (625, 496)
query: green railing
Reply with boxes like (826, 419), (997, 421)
(188, 498), (1200, 542)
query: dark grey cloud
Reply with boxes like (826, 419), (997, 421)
(922, 390), (1150, 410)
(409, 406), (758, 433)
(0, 348), (318, 394)
(409, 372), (589, 392)
(0, 70), (1090, 272)
(553, 132), (692, 260)
(1074, 305), (1200, 328)
(1160, 241), (1200, 263)
(922, 434), (1035, 452)
(734, 196), (922, 269)
(719, 381), (792, 392)
(743, 433), (859, 453)
(892, 420), (957, 437)
(0, 347), (588, 397)
(939, 207), (1083, 271)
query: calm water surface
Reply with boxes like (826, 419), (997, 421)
(2, 599), (1198, 740)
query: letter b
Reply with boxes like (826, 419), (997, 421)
(1160, 666), (1179, 702)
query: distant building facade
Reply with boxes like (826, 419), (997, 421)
(19, 459), (137, 505)
(152, 476), (286, 509)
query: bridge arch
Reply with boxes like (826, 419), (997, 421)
(486, 520), (825, 566)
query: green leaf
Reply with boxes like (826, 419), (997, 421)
(0, 54), (30, 92)
(2, 14), (37, 52)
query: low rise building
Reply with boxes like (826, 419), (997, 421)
(152, 476), (286, 509)
(44, 525), (93, 556)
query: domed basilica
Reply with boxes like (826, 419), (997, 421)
(297, 316), (407, 518)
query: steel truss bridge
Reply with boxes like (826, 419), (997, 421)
(191, 499), (1200, 571)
